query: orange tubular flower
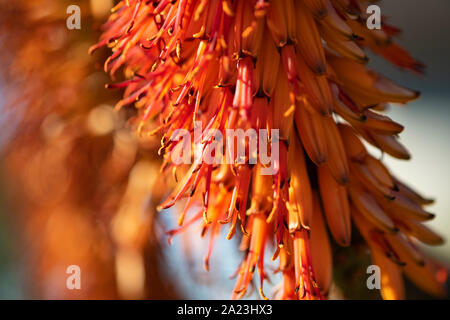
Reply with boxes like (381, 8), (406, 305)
(94, 0), (447, 299)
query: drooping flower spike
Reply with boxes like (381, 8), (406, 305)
(94, 0), (446, 299)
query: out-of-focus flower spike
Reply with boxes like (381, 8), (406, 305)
(318, 165), (351, 246)
(294, 99), (328, 165)
(322, 117), (349, 184)
(295, 1), (327, 74)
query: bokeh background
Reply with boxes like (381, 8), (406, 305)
(0, 0), (449, 299)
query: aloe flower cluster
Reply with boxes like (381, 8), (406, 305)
(95, 0), (444, 299)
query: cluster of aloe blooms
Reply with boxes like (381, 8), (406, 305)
(93, 0), (446, 299)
